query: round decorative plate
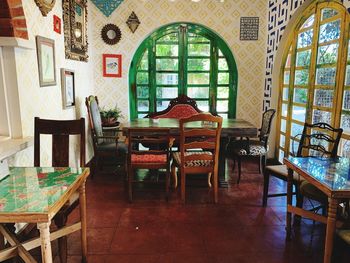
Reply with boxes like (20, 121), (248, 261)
(101, 24), (122, 45)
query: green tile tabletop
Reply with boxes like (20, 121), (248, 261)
(0, 167), (89, 222)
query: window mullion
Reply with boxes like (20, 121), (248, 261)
(149, 41), (156, 113)
(179, 25), (186, 96)
(210, 42), (218, 114)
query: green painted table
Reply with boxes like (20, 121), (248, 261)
(284, 157), (350, 263)
(123, 118), (258, 187)
(0, 167), (89, 263)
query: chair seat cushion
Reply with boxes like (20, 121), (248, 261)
(337, 229), (350, 245)
(265, 165), (305, 182)
(300, 181), (328, 204)
(131, 154), (167, 163)
(96, 141), (128, 153)
(173, 151), (213, 167)
(237, 145), (267, 156)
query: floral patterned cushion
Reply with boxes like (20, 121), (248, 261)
(153, 105), (199, 119)
(173, 151), (213, 167)
(238, 145), (267, 156)
(131, 154), (167, 163)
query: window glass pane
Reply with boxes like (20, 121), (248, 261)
(188, 73), (209, 85)
(301, 14), (315, 29)
(281, 104), (288, 117)
(292, 106), (306, 122)
(294, 70), (309, 85)
(291, 122), (304, 137)
(156, 58), (178, 71)
(137, 72), (148, 84)
(284, 71), (290, 85)
(280, 134), (286, 148)
(278, 149), (285, 163)
(156, 100), (170, 111)
(187, 87), (209, 98)
(297, 29), (313, 48)
(341, 114), (350, 133)
(339, 139), (350, 157)
(188, 58), (210, 71)
(156, 73), (178, 85)
(285, 54), (291, 68)
(219, 58), (228, 70)
(296, 50), (311, 67)
(283, 87), (289, 101)
(156, 87), (178, 99)
(293, 88), (308, 104)
(156, 45), (178, 56)
(218, 113), (228, 119)
(138, 113), (147, 118)
(138, 50), (148, 70)
(217, 100), (228, 112)
(317, 44), (338, 64)
(158, 33), (178, 42)
(137, 100), (149, 111)
(345, 66), (350, 86)
(348, 42), (350, 61)
(321, 8), (338, 21)
(188, 44), (210, 56)
(218, 72), (229, 84)
(290, 139), (300, 155)
(137, 86), (149, 98)
(315, 67), (336, 85)
(343, 90), (350, 110)
(314, 89), (334, 107)
(197, 101), (209, 111)
(319, 19), (341, 43)
(218, 50), (223, 57)
(281, 119), (287, 133)
(217, 86), (229, 99)
(188, 33), (209, 43)
(312, 110), (332, 124)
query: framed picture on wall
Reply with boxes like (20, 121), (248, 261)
(61, 68), (75, 108)
(36, 36), (56, 87)
(53, 15), (61, 34)
(103, 54), (122, 77)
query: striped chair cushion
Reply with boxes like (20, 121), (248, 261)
(131, 154), (167, 163)
(173, 151), (213, 167)
(238, 145), (267, 156)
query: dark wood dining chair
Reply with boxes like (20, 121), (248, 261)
(171, 113), (223, 204)
(34, 117), (86, 263)
(127, 128), (172, 202)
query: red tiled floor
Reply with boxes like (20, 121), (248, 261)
(59, 159), (350, 262)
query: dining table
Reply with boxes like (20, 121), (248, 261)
(284, 156), (350, 263)
(122, 118), (258, 187)
(0, 166), (89, 263)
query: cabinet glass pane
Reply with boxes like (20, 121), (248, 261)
(292, 106), (306, 122)
(312, 110), (332, 124)
(296, 50), (311, 67)
(218, 58), (228, 70)
(188, 73), (209, 85)
(137, 72), (148, 84)
(321, 8), (338, 21)
(188, 58), (210, 71)
(293, 88), (308, 104)
(156, 87), (178, 99)
(156, 73), (178, 85)
(297, 29), (313, 48)
(317, 44), (338, 64)
(188, 44), (210, 56)
(187, 87), (209, 98)
(218, 73), (229, 84)
(284, 71), (290, 85)
(217, 100), (228, 112)
(156, 58), (178, 71)
(319, 19), (341, 43)
(137, 100), (149, 111)
(137, 86), (149, 98)
(315, 67), (336, 85)
(217, 86), (229, 99)
(341, 114), (350, 133)
(343, 90), (350, 110)
(294, 70), (309, 85)
(156, 45), (178, 56)
(314, 89), (333, 107)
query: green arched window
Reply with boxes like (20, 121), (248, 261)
(277, 1), (350, 162)
(129, 23), (237, 120)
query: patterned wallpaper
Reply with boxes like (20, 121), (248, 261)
(90, 0), (268, 127)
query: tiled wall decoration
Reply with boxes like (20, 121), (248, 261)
(91, 0), (124, 17)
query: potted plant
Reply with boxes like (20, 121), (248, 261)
(100, 105), (123, 126)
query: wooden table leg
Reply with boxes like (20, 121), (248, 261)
(37, 221), (52, 263)
(286, 168), (293, 241)
(79, 181), (88, 263)
(218, 137), (229, 188)
(324, 198), (338, 263)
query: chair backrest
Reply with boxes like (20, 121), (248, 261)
(127, 128), (171, 166)
(259, 109), (276, 148)
(34, 117), (85, 167)
(296, 122), (343, 158)
(85, 95), (103, 145)
(179, 113), (223, 170)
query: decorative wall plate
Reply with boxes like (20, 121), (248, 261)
(34, 0), (56, 16)
(101, 24), (122, 45)
(126, 11), (140, 33)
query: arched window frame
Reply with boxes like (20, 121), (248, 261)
(128, 23), (238, 120)
(276, 0), (350, 161)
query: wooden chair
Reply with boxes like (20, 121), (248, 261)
(171, 113), (223, 204)
(262, 122), (343, 208)
(127, 128), (172, 202)
(34, 117), (86, 263)
(85, 95), (127, 177)
(230, 109), (275, 184)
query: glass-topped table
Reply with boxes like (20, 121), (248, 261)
(0, 167), (89, 263)
(284, 157), (350, 263)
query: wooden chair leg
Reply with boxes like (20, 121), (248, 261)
(171, 163), (177, 189)
(207, 173), (212, 188)
(262, 169), (270, 207)
(237, 157), (242, 184)
(294, 183), (303, 226)
(54, 213), (67, 263)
